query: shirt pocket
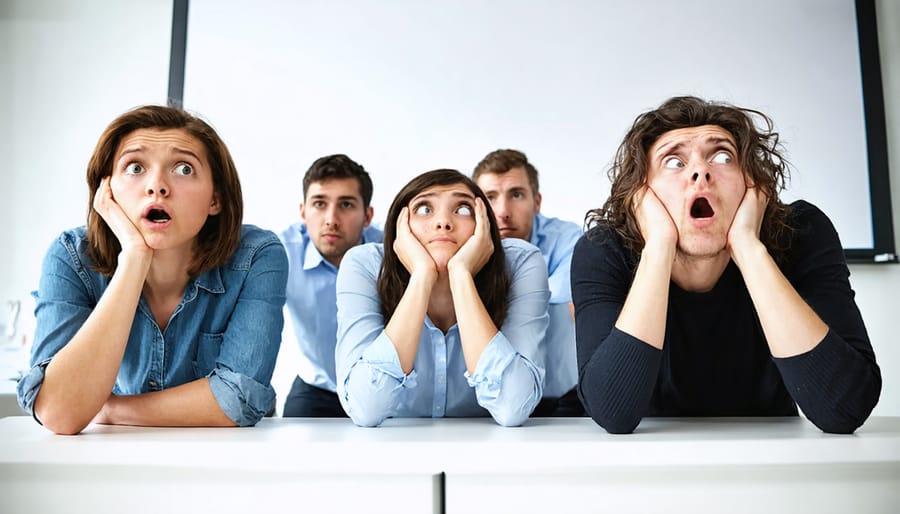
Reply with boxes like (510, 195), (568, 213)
(193, 331), (225, 377)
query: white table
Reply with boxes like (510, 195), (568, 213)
(1, 416), (898, 514)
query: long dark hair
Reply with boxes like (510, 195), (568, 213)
(587, 96), (792, 261)
(378, 169), (510, 327)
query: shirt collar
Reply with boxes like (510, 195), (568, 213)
(193, 266), (226, 295)
(303, 237), (335, 271)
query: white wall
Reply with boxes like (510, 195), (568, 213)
(1, 0), (897, 415)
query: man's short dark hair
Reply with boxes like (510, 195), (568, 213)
(302, 154), (374, 208)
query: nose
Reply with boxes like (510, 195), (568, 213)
(145, 169), (169, 197)
(324, 204), (338, 226)
(434, 210), (452, 231)
(690, 161), (712, 186)
(493, 198), (509, 219)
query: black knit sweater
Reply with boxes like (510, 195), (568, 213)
(571, 201), (881, 434)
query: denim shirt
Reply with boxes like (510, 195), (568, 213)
(17, 225), (288, 426)
(335, 239), (549, 427)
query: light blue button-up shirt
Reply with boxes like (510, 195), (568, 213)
(529, 213), (583, 398)
(335, 238), (549, 427)
(280, 222), (383, 392)
(17, 225), (288, 427)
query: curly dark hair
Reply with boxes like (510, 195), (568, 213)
(586, 96), (792, 261)
(378, 169), (510, 328)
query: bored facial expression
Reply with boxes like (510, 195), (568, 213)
(476, 166), (540, 241)
(301, 177), (372, 267)
(647, 125), (746, 258)
(407, 184), (477, 268)
(110, 128), (220, 252)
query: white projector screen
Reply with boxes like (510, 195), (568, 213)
(180, 0), (893, 260)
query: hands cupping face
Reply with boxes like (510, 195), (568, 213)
(634, 186), (678, 249)
(728, 186), (768, 252)
(449, 197), (494, 276)
(393, 206), (437, 278)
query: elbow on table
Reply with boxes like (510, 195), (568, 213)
(490, 407), (528, 428)
(36, 409), (90, 436)
(588, 409), (641, 435)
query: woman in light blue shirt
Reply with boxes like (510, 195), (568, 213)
(17, 106), (288, 434)
(336, 169), (549, 427)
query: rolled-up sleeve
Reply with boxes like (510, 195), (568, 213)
(209, 237), (288, 426)
(467, 240), (549, 426)
(18, 233), (98, 417)
(335, 244), (415, 427)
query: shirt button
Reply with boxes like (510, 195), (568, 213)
(435, 405), (442, 411)
(437, 376), (445, 383)
(149, 380), (158, 388)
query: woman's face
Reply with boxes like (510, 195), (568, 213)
(406, 183), (477, 268)
(109, 128), (220, 253)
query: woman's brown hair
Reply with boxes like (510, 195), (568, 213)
(378, 169), (510, 328)
(86, 105), (243, 276)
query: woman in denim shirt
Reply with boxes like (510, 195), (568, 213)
(336, 170), (549, 427)
(17, 106), (288, 435)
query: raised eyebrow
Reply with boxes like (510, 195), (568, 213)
(707, 137), (737, 152)
(653, 141), (684, 160)
(171, 147), (202, 162)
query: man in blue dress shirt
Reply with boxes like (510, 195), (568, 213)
(473, 149), (585, 416)
(280, 154), (383, 416)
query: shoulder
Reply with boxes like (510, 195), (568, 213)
(45, 226), (91, 265)
(780, 200), (846, 270)
(278, 222), (309, 245)
(343, 242), (385, 267)
(501, 238), (543, 267)
(534, 213), (583, 245)
(573, 225), (635, 273)
(228, 225), (288, 270)
(363, 225), (384, 243)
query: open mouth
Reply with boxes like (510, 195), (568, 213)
(145, 208), (172, 223)
(690, 197), (715, 219)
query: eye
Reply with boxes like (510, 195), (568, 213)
(124, 163), (144, 175)
(456, 204), (473, 216)
(413, 204), (432, 215)
(312, 200), (326, 209)
(663, 157), (684, 169)
(340, 201), (355, 209)
(711, 152), (732, 165)
(512, 191), (525, 200)
(174, 163), (194, 176)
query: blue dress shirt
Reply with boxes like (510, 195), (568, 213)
(529, 213), (583, 398)
(17, 225), (288, 427)
(280, 223), (383, 392)
(335, 238), (550, 427)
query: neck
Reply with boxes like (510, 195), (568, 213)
(670, 252), (731, 293)
(143, 248), (193, 298)
(427, 272), (456, 332)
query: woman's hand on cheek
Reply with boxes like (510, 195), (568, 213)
(93, 177), (152, 258)
(393, 207), (437, 281)
(449, 198), (494, 276)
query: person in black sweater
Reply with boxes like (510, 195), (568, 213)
(572, 96), (881, 434)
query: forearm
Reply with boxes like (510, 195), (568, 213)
(384, 273), (433, 373)
(35, 253), (151, 435)
(579, 329), (662, 434)
(95, 378), (236, 427)
(614, 240), (674, 349)
(732, 239), (827, 357)
(449, 268), (496, 374)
